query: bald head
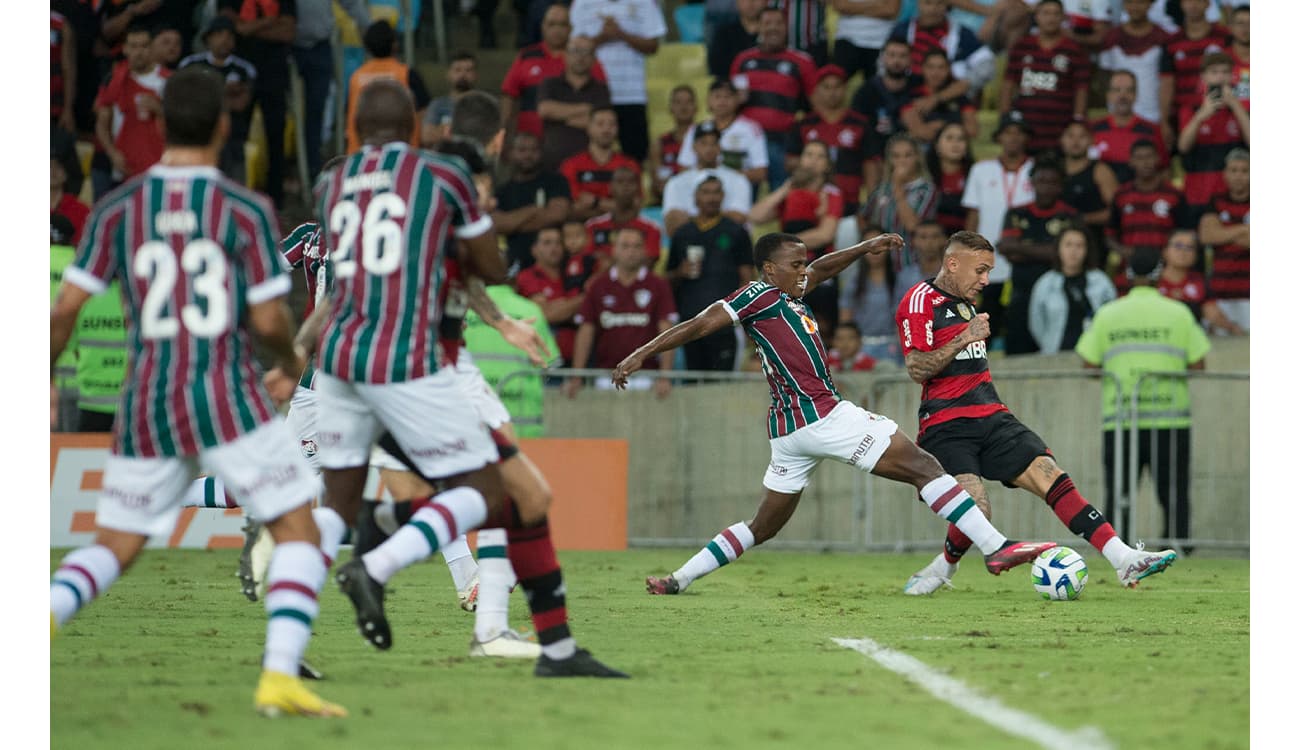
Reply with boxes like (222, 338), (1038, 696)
(356, 78), (415, 145)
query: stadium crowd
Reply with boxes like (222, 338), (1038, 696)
(52, 0), (1250, 417)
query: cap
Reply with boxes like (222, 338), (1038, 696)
(51, 214), (75, 246)
(1128, 245), (1162, 277)
(203, 15), (236, 40)
(995, 111), (1033, 137)
(813, 64), (847, 85)
(693, 120), (720, 140)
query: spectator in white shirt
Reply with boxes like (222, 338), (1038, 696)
(569, 0), (667, 164)
(832, 0), (901, 78)
(676, 79), (769, 188)
(662, 121), (754, 236)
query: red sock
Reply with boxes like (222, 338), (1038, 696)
(506, 519), (570, 646)
(1045, 474), (1117, 552)
(943, 524), (972, 564)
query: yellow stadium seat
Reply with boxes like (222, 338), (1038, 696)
(647, 42), (707, 82)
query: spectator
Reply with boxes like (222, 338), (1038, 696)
(569, 0), (666, 163)
(51, 159), (89, 246)
(1198, 147), (1249, 334)
(850, 38), (922, 175)
(567, 228), (679, 397)
(665, 176), (756, 371)
(51, 9), (77, 133)
(831, 0), (901, 79)
(925, 121), (974, 237)
(50, 214), (79, 432)
(961, 111), (1036, 346)
(501, 4), (607, 147)
(471, 0), (502, 49)
(1075, 244), (1211, 548)
(562, 218), (608, 291)
(100, 1), (200, 59)
(51, 124), (84, 200)
(1098, 0), (1170, 134)
(838, 227), (906, 365)
(515, 226), (585, 365)
(662, 122), (753, 237)
(1028, 224), (1116, 354)
(559, 107), (642, 222)
(1176, 52), (1249, 208)
(731, 7), (818, 189)
(1155, 228), (1209, 323)
(73, 232), (128, 432)
(1090, 69), (1167, 185)
(1226, 4), (1249, 108)
(1109, 139), (1190, 283)
(52, 0), (98, 133)
(537, 35), (611, 172)
(677, 79), (769, 188)
(708, 0), (763, 81)
(345, 20), (430, 154)
(218, 0), (296, 206)
(151, 24), (182, 69)
(463, 285), (559, 439)
(999, 159), (1078, 355)
(899, 49), (979, 143)
(1059, 120), (1119, 259)
(422, 52), (481, 149)
(293, 0), (369, 179)
(94, 24), (168, 195)
(827, 321), (878, 373)
(649, 85), (699, 205)
(894, 218), (947, 292)
(586, 167), (662, 266)
(785, 65), (872, 216)
(951, 0), (1113, 53)
(1001, 0), (1090, 155)
(860, 133), (938, 257)
(889, 0), (996, 92)
(179, 16), (256, 184)
(778, 0), (831, 65)
(1158, 0), (1231, 140)
(493, 131), (573, 272)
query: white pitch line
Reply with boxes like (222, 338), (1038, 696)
(833, 637), (1115, 750)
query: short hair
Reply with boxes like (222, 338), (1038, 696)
(945, 230), (994, 255)
(1035, 0), (1064, 9)
(363, 20), (396, 58)
(450, 91), (502, 145)
(1129, 138), (1158, 154)
(671, 84), (696, 99)
(1108, 69), (1138, 89)
(753, 232), (802, 268)
(709, 78), (737, 93)
(834, 321), (862, 337)
(591, 105), (618, 121)
(1231, 4), (1249, 19)
(759, 6), (786, 21)
(921, 48), (950, 65)
(321, 154), (350, 173)
(451, 51), (477, 65)
(1030, 158), (1063, 178)
(613, 226), (645, 245)
(695, 175), (722, 191)
(1225, 147), (1249, 165)
(1201, 51), (1233, 72)
(883, 38), (911, 52)
(914, 219), (944, 234)
(534, 225), (561, 241)
(162, 66), (225, 147)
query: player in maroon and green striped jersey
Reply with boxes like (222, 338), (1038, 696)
(49, 66), (344, 718)
(894, 230), (1177, 595)
(613, 231), (1057, 595)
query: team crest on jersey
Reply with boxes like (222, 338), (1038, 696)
(529, 64), (541, 76)
(799, 313), (818, 335)
(1053, 54), (1070, 72)
(838, 129), (856, 147)
(1047, 217), (1068, 236)
(778, 61), (793, 75)
(634, 289), (653, 308)
(581, 171), (595, 182)
(301, 439), (318, 458)
(1153, 199), (1171, 218)
(808, 129), (819, 141)
(957, 303), (972, 321)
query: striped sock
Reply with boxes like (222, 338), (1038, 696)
(943, 524), (974, 565)
(474, 527), (515, 642)
(673, 522), (755, 591)
(311, 506), (347, 568)
(51, 545), (120, 626)
(921, 476), (1006, 555)
(361, 487), (487, 585)
(1045, 474), (1120, 556)
(262, 541), (325, 677)
(441, 535), (478, 592)
(506, 519), (573, 660)
(180, 476), (238, 508)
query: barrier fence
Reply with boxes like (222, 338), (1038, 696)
(525, 367), (1249, 555)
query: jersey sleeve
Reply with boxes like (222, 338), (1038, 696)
(501, 57), (525, 97)
(895, 283), (936, 355)
(434, 157), (492, 240)
(722, 282), (781, 324)
(240, 191), (292, 305)
(280, 222), (318, 268)
(65, 195), (124, 295)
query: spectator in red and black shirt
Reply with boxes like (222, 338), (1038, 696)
(493, 131), (573, 272)
(1109, 139), (1190, 282)
(562, 219), (608, 292)
(1001, 0), (1090, 156)
(94, 24), (168, 191)
(1198, 148), (1249, 334)
(515, 226), (585, 364)
(648, 85), (698, 206)
(51, 10), (76, 132)
(785, 65), (872, 215)
(560, 106), (642, 222)
(925, 121), (974, 237)
(889, 0), (996, 93)
(708, 0), (763, 80)
(1155, 228), (1210, 322)
(827, 321), (877, 373)
(731, 7), (817, 190)
(1091, 69), (1167, 184)
(998, 159), (1078, 355)
(501, 4), (607, 145)
(900, 49), (979, 145)
(1226, 5), (1249, 109)
(1176, 52), (1248, 208)
(586, 166), (663, 266)
(51, 158), (89, 246)
(1158, 0), (1230, 135)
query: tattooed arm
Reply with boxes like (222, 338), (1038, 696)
(903, 313), (990, 384)
(466, 277), (552, 366)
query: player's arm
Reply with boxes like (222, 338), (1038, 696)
(249, 297), (305, 378)
(518, 196), (572, 233)
(804, 232), (904, 288)
(465, 276), (552, 366)
(611, 303), (732, 388)
(903, 313), (991, 384)
(50, 283), (93, 373)
(1198, 210), (1249, 247)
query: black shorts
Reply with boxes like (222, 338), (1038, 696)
(918, 411), (1051, 487)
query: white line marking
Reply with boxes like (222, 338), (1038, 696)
(833, 637), (1115, 750)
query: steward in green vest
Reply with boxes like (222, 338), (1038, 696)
(463, 285), (560, 438)
(74, 274), (128, 432)
(50, 215), (79, 431)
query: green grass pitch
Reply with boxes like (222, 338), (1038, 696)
(51, 548), (1248, 750)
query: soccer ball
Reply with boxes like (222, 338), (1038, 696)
(1031, 547), (1088, 601)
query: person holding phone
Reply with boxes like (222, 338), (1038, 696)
(1177, 51), (1249, 208)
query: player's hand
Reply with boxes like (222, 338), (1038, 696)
(862, 232), (905, 254)
(108, 149), (127, 175)
(58, 109), (76, 135)
(263, 366), (299, 407)
(912, 95), (937, 116)
(563, 376), (583, 399)
(653, 376), (671, 400)
(495, 315), (552, 366)
(611, 353), (645, 390)
(964, 312), (991, 342)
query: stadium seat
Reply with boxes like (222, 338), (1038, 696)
(673, 5), (705, 44)
(368, 0), (421, 32)
(646, 43), (707, 82)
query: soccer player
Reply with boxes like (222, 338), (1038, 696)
(49, 66), (344, 717)
(894, 230), (1177, 595)
(297, 82), (624, 677)
(614, 231), (1057, 595)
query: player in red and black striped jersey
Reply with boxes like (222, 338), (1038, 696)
(1001, 0), (1091, 155)
(616, 231), (1057, 595)
(894, 230), (1177, 594)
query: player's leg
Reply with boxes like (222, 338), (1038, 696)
(903, 473), (988, 595)
(179, 475), (240, 508)
(1157, 427), (1193, 553)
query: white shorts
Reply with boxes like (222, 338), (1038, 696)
(314, 370), (498, 480)
(452, 351), (512, 430)
(763, 401), (899, 494)
(284, 384), (321, 469)
(94, 418), (320, 537)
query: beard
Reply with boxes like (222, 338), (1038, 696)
(452, 80), (475, 93)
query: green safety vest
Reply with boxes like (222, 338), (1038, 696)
(75, 279), (128, 414)
(51, 244), (79, 390)
(1074, 287), (1212, 430)
(463, 286), (560, 438)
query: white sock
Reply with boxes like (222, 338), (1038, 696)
(180, 476), (237, 508)
(474, 527), (514, 641)
(373, 501), (400, 536)
(672, 522), (755, 590)
(261, 541), (326, 676)
(920, 476), (1006, 555)
(541, 637), (577, 661)
(441, 535), (478, 591)
(1102, 536), (1134, 569)
(51, 545), (120, 626)
(362, 487), (488, 585)
(312, 506), (347, 567)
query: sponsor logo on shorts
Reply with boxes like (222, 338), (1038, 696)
(848, 435), (876, 467)
(104, 486), (151, 509)
(317, 431), (342, 447)
(769, 463), (788, 476)
(407, 439), (469, 459)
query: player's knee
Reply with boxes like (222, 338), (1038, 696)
(264, 504), (321, 547)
